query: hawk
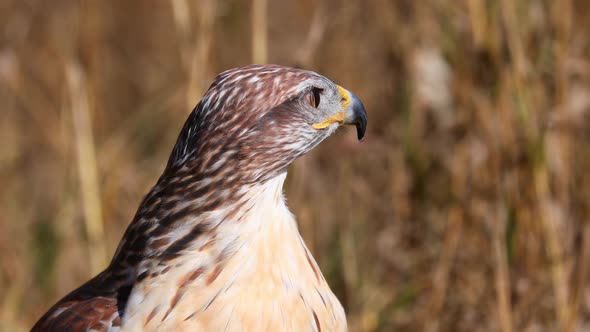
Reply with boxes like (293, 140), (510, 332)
(33, 64), (367, 331)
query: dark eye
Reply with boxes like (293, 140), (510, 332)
(306, 87), (322, 108)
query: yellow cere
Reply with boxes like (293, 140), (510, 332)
(311, 85), (350, 130)
(337, 85), (351, 109)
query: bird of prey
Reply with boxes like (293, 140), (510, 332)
(33, 64), (367, 332)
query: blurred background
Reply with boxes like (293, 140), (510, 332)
(1, 0), (590, 331)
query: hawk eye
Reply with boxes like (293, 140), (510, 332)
(306, 87), (322, 108)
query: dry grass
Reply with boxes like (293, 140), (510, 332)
(1, 0), (590, 331)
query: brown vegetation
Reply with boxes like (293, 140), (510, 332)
(1, 0), (590, 331)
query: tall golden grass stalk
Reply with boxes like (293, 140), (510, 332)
(251, 0), (268, 64)
(493, 203), (513, 332)
(171, 0), (215, 110)
(66, 61), (107, 275)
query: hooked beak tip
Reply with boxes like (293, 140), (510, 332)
(345, 92), (367, 141)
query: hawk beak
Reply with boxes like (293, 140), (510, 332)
(343, 90), (367, 141)
(311, 85), (367, 141)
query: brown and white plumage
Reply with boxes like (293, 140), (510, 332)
(33, 64), (367, 332)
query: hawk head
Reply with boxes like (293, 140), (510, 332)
(167, 64), (367, 184)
